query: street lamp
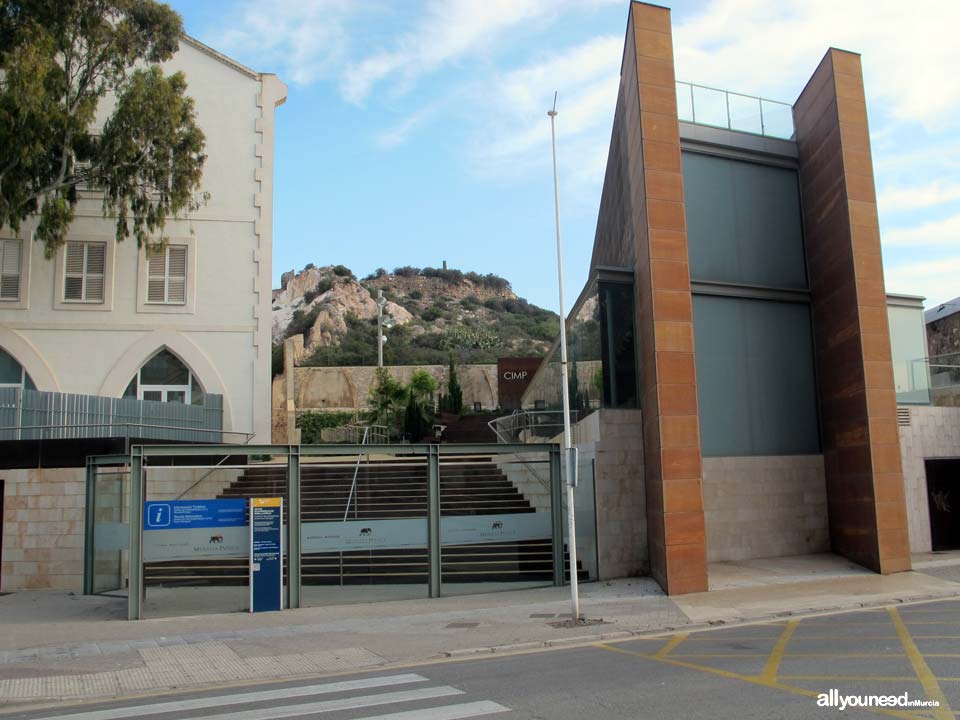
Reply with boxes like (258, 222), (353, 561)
(548, 92), (581, 621)
(376, 290), (387, 368)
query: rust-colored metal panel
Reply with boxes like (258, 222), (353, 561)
(793, 48), (910, 574)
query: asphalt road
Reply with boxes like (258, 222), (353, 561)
(5, 598), (958, 720)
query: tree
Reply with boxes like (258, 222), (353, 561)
(441, 359), (464, 414)
(0, 0), (207, 256)
(368, 368), (405, 429)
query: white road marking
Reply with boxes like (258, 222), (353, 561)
(353, 700), (511, 719)
(48, 673), (429, 720)
(188, 686), (464, 720)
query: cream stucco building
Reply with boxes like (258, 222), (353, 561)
(0, 37), (285, 442)
(0, 38), (286, 591)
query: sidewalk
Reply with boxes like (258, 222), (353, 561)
(1, 553), (959, 711)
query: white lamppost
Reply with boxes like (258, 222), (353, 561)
(376, 290), (387, 368)
(548, 92), (580, 621)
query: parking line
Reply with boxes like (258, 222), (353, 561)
(594, 643), (922, 720)
(654, 634), (688, 659)
(889, 607), (954, 720)
(762, 620), (799, 682)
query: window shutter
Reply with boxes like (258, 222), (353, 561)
(167, 246), (187, 303)
(85, 243), (105, 301)
(0, 239), (21, 300)
(147, 251), (166, 302)
(64, 242), (85, 300)
(63, 241), (106, 302)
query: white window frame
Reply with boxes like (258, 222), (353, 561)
(137, 236), (197, 315)
(0, 349), (33, 390)
(127, 352), (201, 405)
(146, 245), (187, 305)
(53, 236), (115, 312)
(62, 241), (106, 303)
(0, 235), (31, 309)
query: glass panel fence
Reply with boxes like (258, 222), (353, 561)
(440, 450), (557, 596)
(299, 449), (428, 606)
(92, 466), (129, 594)
(140, 454), (288, 618)
(676, 81), (795, 140)
(560, 451), (598, 585)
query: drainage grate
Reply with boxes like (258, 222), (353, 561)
(897, 407), (911, 426)
(446, 621), (480, 629)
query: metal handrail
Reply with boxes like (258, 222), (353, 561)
(174, 433), (258, 501)
(343, 426), (371, 521)
(488, 410), (578, 445)
(488, 410), (576, 507)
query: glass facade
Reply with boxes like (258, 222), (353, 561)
(683, 152), (807, 289)
(887, 303), (931, 404)
(693, 296), (820, 456)
(684, 150), (820, 457)
(522, 276), (637, 418)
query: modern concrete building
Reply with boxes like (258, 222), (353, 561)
(520, 1), (960, 594)
(0, 37), (286, 590)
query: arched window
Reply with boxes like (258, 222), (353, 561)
(0, 347), (36, 390)
(122, 349), (205, 405)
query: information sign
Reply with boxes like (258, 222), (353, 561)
(249, 498), (283, 613)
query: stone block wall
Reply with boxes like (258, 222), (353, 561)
(897, 405), (960, 553)
(1, 466), (242, 591)
(573, 409), (646, 579)
(1, 468), (86, 591)
(702, 455), (829, 562)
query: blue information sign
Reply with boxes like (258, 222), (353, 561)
(143, 499), (246, 530)
(249, 498), (283, 613)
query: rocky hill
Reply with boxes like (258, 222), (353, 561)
(272, 264), (559, 370)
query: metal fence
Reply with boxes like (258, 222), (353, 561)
(86, 442), (565, 620)
(0, 387), (224, 442)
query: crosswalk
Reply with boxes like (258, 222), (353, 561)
(38, 673), (509, 720)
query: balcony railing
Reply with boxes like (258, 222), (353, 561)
(676, 81), (795, 140)
(0, 387), (231, 443)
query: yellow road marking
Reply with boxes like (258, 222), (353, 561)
(780, 675), (925, 682)
(654, 633), (688, 658)
(889, 607), (954, 720)
(594, 642), (920, 720)
(762, 620), (799, 682)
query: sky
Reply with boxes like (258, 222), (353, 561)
(169, 0), (960, 312)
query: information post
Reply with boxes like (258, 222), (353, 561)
(249, 498), (283, 613)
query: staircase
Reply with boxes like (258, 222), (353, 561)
(144, 455), (586, 588)
(437, 413), (500, 443)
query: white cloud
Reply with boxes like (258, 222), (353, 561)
(214, 0), (364, 85)
(469, 35), (623, 190)
(883, 214), (960, 247)
(878, 181), (960, 214)
(884, 257), (960, 307)
(376, 103), (442, 148)
(672, 0), (960, 133)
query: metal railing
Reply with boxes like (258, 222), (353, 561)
(0, 387), (225, 442)
(343, 426), (373, 520)
(488, 410), (579, 446)
(676, 81), (794, 140)
(326, 423), (389, 445)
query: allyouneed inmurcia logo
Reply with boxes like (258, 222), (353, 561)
(817, 689), (940, 711)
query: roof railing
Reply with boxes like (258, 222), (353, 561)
(676, 81), (795, 140)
